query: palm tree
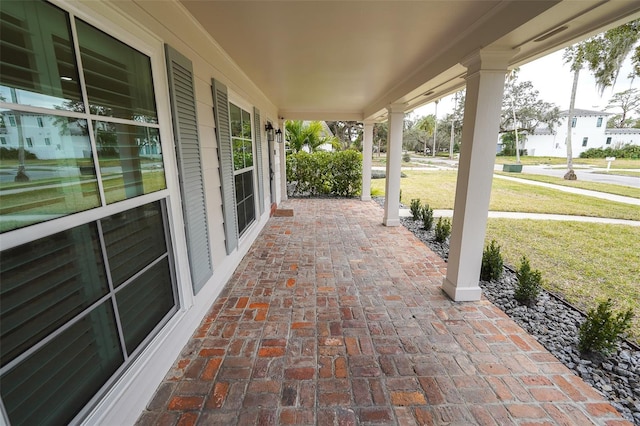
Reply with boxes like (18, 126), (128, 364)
(563, 19), (640, 180)
(416, 115), (435, 155)
(285, 120), (334, 153)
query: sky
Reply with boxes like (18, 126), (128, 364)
(413, 49), (639, 120)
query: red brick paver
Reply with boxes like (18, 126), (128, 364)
(136, 199), (631, 425)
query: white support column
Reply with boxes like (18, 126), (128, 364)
(383, 104), (405, 226)
(442, 48), (516, 301)
(278, 117), (288, 201)
(361, 121), (374, 201)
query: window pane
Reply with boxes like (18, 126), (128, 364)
(95, 121), (165, 204)
(0, 1), (83, 111)
(230, 103), (241, 138)
(244, 139), (253, 168)
(0, 223), (108, 366)
(116, 258), (175, 355)
(0, 301), (123, 426)
(101, 201), (167, 287)
(76, 20), (157, 123)
(235, 170), (254, 236)
(0, 110), (100, 233)
(232, 137), (245, 170)
(241, 109), (252, 139)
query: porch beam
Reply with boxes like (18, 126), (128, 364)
(442, 48), (516, 301)
(361, 121), (374, 201)
(383, 103), (405, 227)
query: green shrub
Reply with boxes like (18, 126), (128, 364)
(286, 150), (362, 197)
(514, 256), (542, 303)
(420, 204), (434, 230)
(579, 143), (640, 159)
(480, 240), (503, 281)
(434, 217), (451, 243)
(410, 198), (421, 220)
(403, 152), (411, 162)
(578, 299), (633, 355)
(0, 147), (37, 160)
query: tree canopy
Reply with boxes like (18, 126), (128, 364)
(285, 120), (338, 153)
(605, 88), (640, 128)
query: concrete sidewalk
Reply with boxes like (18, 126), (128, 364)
(493, 174), (640, 206)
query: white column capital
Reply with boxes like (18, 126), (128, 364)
(387, 103), (407, 114)
(461, 47), (519, 75)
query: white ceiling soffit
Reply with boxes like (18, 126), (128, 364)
(179, 0), (640, 121)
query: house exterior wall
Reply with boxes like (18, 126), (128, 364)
(524, 113), (609, 157)
(0, 0), (281, 424)
(605, 129), (640, 147)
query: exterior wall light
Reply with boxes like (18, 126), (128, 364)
(265, 122), (275, 142)
(275, 128), (283, 143)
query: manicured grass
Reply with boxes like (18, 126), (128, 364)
(371, 170), (640, 220)
(593, 170), (640, 178)
(495, 172), (640, 199)
(485, 219), (640, 344)
(495, 156), (640, 170)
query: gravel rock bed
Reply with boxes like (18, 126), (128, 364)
(381, 199), (639, 424)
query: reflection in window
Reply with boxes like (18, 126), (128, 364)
(76, 20), (157, 124)
(0, 0), (83, 110)
(230, 104), (253, 170)
(101, 202), (167, 287)
(94, 121), (165, 204)
(235, 171), (255, 236)
(0, 301), (123, 426)
(0, 223), (108, 366)
(0, 110), (100, 232)
(117, 258), (174, 355)
(0, 200), (176, 425)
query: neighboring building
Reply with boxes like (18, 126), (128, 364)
(605, 128), (640, 147)
(522, 109), (640, 157)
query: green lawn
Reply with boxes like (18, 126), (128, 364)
(495, 172), (640, 199)
(371, 169), (640, 344)
(494, 156), (640, 170)
(485, 219), (640, 344)
(371, 170), (640, 220)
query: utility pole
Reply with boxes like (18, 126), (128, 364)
(449, 92), (457, 159)
(432, 100), (438, 157)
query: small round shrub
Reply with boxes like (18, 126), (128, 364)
(514, 256), (542, 304)
(434, 217), (451, 243)
(480, 240), (503, 281)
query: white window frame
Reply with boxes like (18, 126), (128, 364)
(228, 92), (258, 241)
(0, 1), (195, 423)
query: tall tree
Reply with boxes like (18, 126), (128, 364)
(500, 72), (560, 160)
(326, 121), (363, 150)
(605, 88), (640, 128)
(563, 19), (640, 180)
(416, 115), (436, 155)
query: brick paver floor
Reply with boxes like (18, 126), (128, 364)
(137, 198), (631, 425)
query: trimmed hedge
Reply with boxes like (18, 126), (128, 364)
(579, 143), (640, 159)
(286, 150), (362, 197)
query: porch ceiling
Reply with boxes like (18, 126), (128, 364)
(179, 0), (640, 121)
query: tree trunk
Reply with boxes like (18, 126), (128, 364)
(565, 68), (579, 180)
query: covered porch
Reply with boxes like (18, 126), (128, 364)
(136, 198), (628, 425)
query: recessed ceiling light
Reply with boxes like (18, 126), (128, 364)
(60, 76), (73, 81)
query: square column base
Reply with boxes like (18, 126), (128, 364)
(442, 277), (482, 301)
(383, 218), (400, 227)
(361, 195), (371, 201)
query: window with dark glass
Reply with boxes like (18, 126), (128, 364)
(0, 1), (177, 424)
(571, 117), (577, 127)
(229, 102), (255, 236)
(597, 117), (603, 127)
(0, 201), (176, 425)
(582, 137), (588, 147)
(0, 1), (165, 233)
(606, 137), (612, 145)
